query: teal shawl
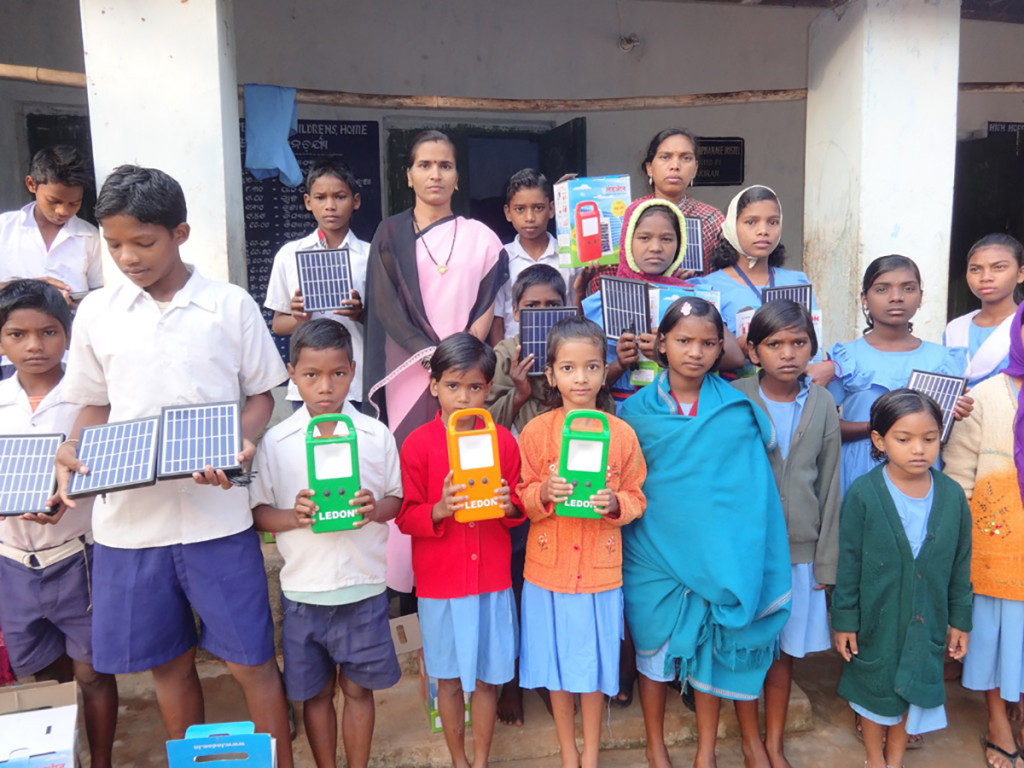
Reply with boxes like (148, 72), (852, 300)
(619, 371), (792, 683)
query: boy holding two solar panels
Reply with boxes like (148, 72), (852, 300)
(52, 165), (295, 767)
(0, 279), (117, 768)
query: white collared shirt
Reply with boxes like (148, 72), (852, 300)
(493, 232), (577, 339)
(263, 230), (369, 402)
(0, 376), (92, 551)
(248, 401), (401, 593)
(62, 267), (288, 548)
(0, 203), (103, 292)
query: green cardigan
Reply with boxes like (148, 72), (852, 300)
(832, 465), (973, 716)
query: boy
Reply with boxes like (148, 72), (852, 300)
(264, 157), (368, 407)
(489, 169), (575, 344)
(53, 165), (294, 766)
(250, 319), (402, 768)
(0, 280), (117, 768)
(0, 146), (104, 300)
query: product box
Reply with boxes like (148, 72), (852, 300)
(418, 650), (470, 734)
(0, 681), (78, 768)
(554, 174), (631, 268)
(167, 722), (276, 768)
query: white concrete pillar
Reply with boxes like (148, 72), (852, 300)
(803, 0), (961, 344)
(79, 0), (244, 285)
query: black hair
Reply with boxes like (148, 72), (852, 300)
(304, 157), (359, 196)
(641, 128), (699, 181)
(406, 130), (456, 169)
(654, 296), (724, 370)
(633, 204), (682, 252)
(94, 165), (187, 231)
(967, 233), (1024, 303)
(505, 168), (552, 204)
(512, 264), (567, 307)
(869, 388), (943, 462)
(709, 186), (787, 270)
(747, 299), (818, 357)
(429, 332), (496, 382)
(290, 318), (353, 365)
(28, 145), (92, 190)
(0, 279), (72, 335)
(544, 316), (607, 407)
(860, 254), (922, 333)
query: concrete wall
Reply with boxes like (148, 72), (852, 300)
(1, 1), (1023, 274)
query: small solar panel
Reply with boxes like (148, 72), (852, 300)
(68, 418), (160, 498)
(296, 247), (354, 313)
(762, 284), (814, 312)
(519, 307), (580, 376)
(681, 217), (705, 273)
(0, 434), (63, 516)
(158, 402), (242, 479)
(600, 276), (651, 340)
(907, 370), (967, 443)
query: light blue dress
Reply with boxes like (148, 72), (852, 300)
(827, 338), (967, 494)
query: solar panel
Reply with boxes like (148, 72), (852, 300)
(0, 434), (63, 516)
(681, 217), (705, 273)
(68, 417), (160, 498)
(762, 284), (814, 312)
(158, 402), (242, 479)
(519, 307), (580, 376)
(295, 247), (354, 313)
(907, 370), (967, 443)
(600, 276), (651, 340)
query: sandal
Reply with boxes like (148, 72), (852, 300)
(906, 732), (924, 750)
(983, 738), (1020, 768)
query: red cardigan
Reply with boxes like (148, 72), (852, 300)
(396, 413), (525, 599)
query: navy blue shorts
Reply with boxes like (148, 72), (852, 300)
(91, 528), (274, 674)
(281, 591), (401, 701)
(0, 545), (93, 676)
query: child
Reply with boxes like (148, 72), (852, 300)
(829, 254), (968, 494)
(618, 298), (790, 768)
(0, 280), (117, 768)
(53, 165), (294, 767)
(580, 198), (743, 405)
(489, 169), (575, 343)
(396, 332), (525, 768)
(250, 320), (401, 768)
(517, 316), (647, 768)
(945, 233), (1024, 386)
(833, 389), (972, 768)
(732, 299), (841, 768)
(943, 301), (1024, 768)
(0, 145), (103, 300)
(264, 157), (368, 407)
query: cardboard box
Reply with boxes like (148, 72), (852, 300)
(0, 681), (78, 768)
(555, 174), (631, 268)
(418, 650), (470, 734)
(167, 722), (276, 768)
(389, 613), (423, 656)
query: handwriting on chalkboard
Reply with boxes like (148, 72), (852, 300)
(240, 119), (382, 362)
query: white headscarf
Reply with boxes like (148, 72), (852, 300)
(720, 185), (783, 263)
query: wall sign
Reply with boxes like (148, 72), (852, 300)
(694, 137), (744, 187)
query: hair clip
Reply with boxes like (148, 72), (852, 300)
(681, 302), (692, 316)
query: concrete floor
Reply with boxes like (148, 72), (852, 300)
(83, 650), (996, 767)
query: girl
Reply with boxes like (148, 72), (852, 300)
(828, 255), (967, 494)
(944, 301), (1024, 768)
(732, 300), (841, 768)
(945, 234), (1024, 386)
(833, 389), (972, 768)
(584, 128), (725, 295)
(517, 316), (647, 768)
(619, 297), (791, 768)
(580, 198), (743, 405)
(395, 333), (526, 768)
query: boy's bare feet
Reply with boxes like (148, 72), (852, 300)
(646, 742), (673, 767)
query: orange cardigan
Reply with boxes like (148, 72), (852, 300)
(517, 408), (647, 594)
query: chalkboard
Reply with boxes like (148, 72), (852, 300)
(240, 119), (382, 362)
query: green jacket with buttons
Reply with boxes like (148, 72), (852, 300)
(831, 465), (972, 716)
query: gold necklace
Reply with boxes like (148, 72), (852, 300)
(414, 217), (458, 275)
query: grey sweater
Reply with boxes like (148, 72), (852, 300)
(732, 375), (842, 584)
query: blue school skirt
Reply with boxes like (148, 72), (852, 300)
(962, 594), (1024, 701)
(519, 581), (623, 696)
(778, 563), (830, 658)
